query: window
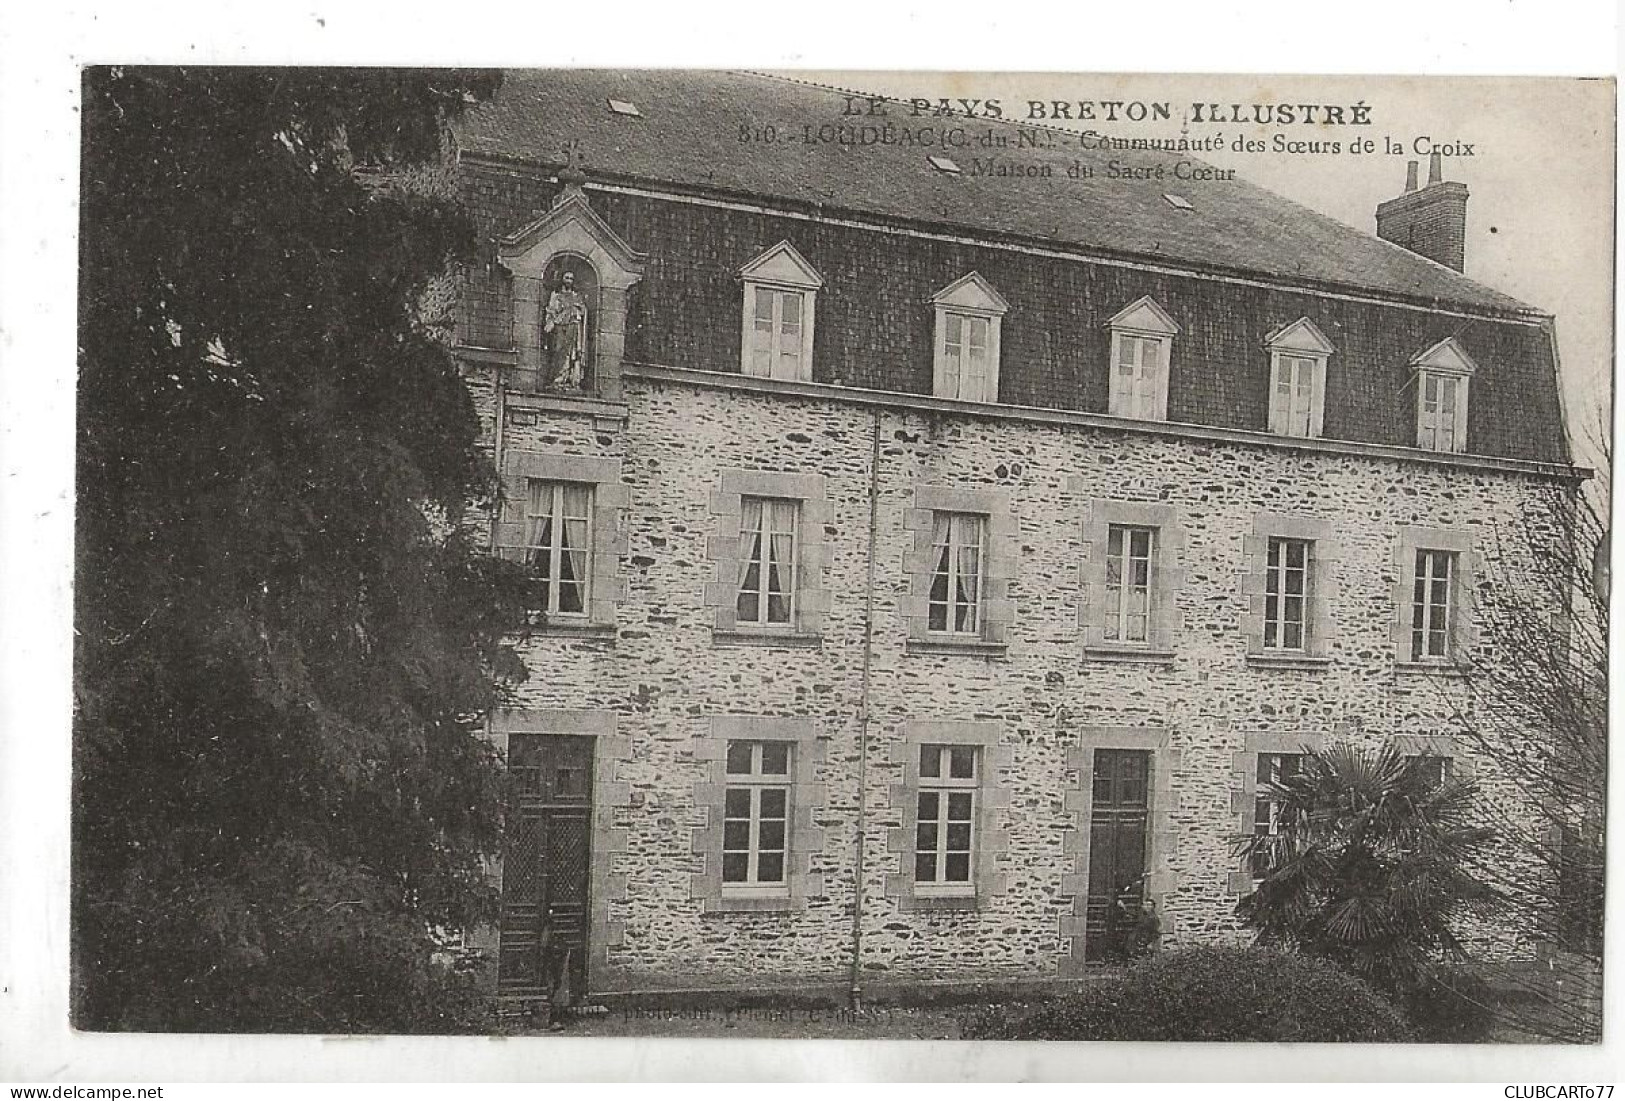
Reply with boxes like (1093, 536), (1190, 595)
(707, 470), (829, 643)
(1229, 732), (1324, 894)
(906, 487), (1016, 653)
(1264, 537), (1311, 651)
(1418, 373), (1465, 452)
(930, 273), (1007, 403)
(1264, 318), (1333, 439)
(721, 741), (792, 889)
(929, 512), (985, 635)
(693, 717), (824, 912)
(1251, 752), (1303, 877)
(1412, 549), (1457, 661)
(1244, 515), (1337, 666)
(1112, 334), (1167, 419)
(738, 241), (821, 382)
(1410, 337), (1476, 453)
(494, 452), (627, 633)
(1105, 525), (1156, 644)
(1106, 296), (1179, 421)
(736, 497), (798, 627)
(886, 720), (1008, 912)
(1408, 754), (1453, 790)
(1271, 355), (1320, 437)
(942, 313), (992, 399)
(507, 479), (593, 616)
(915, 745), (978, 893)
(1392, 527), (1477, 670)
(1078, 498), (1186, 660)
(748, 286), (806, 380)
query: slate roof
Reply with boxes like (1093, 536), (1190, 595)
(458, 69), (1538, 315)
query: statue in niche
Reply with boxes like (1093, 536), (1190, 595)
(543, 269), (589, 388)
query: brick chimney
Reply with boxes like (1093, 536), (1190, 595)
(1375, 152), (1469, 272)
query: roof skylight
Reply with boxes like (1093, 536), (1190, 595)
(1163, 193), (1194, 211)
(928, 154), (962, 175)
(608, 99), (643, 117)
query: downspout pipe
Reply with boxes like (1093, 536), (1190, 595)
(488, 363), (508, 546)
(849, 409), (882, 1011)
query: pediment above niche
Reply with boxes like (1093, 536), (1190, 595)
(930, 271), (1009, 315)
(738, 240), (824, 289)
(499, 193), (647, 289)
(498, 188), (646, 402)
(1409, 336), (1478, 376)
(1265, 317), (1336, 355)
(1106, 295), (1180, 335)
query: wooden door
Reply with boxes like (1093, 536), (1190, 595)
(498, 734), (593, 1000)
(1085, 748), (1151, 961)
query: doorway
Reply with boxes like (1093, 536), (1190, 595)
(498, 734), (593, 1000)
(1084, 748), (1151, 961)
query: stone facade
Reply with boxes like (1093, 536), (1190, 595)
(447, 73), (1579, 998)
(470, 364), (1572, 995)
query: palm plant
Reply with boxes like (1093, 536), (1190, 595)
(1236, 742), (1498, 1001)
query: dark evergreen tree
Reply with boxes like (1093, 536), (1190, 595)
(74, 67), (527, 1032)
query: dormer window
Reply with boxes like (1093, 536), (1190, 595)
(930, 272), (1008, 403)
(739, 241), (822, 382)
(1264, 318), (1335, 439)
(1106, 296), (1179, 421)
(1410, 337), (1476, 453)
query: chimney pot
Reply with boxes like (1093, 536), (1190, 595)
(1376, 159), (1469, 272)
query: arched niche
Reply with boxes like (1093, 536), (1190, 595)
(498, 192), (646, 400)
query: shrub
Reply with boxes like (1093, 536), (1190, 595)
(1400, 967), (1498, 1043)
(961, 947), (1409, 1042)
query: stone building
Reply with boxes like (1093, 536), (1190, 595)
(446, 70), (1583, 1001)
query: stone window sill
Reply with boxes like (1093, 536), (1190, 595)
(523, 618), (618, 641)
(1394, 660), (1469, 678)
(1245, 651), (1332, 671)
(503, 389), (629, 421)
(1085, 644), (1176, 666)
(906, 637), (1009, 659)
(708, 893), (796, 914)
(712, 628), (824, 650)
(906, 891), (982, 912)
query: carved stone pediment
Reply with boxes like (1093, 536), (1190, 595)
(500, 194), (646, 290)
(1265, 317), (1336, 356)
(930, 271), (1009, 316)
(1409, 336), (1478, 377)
(1106, 295), (1180, 336)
